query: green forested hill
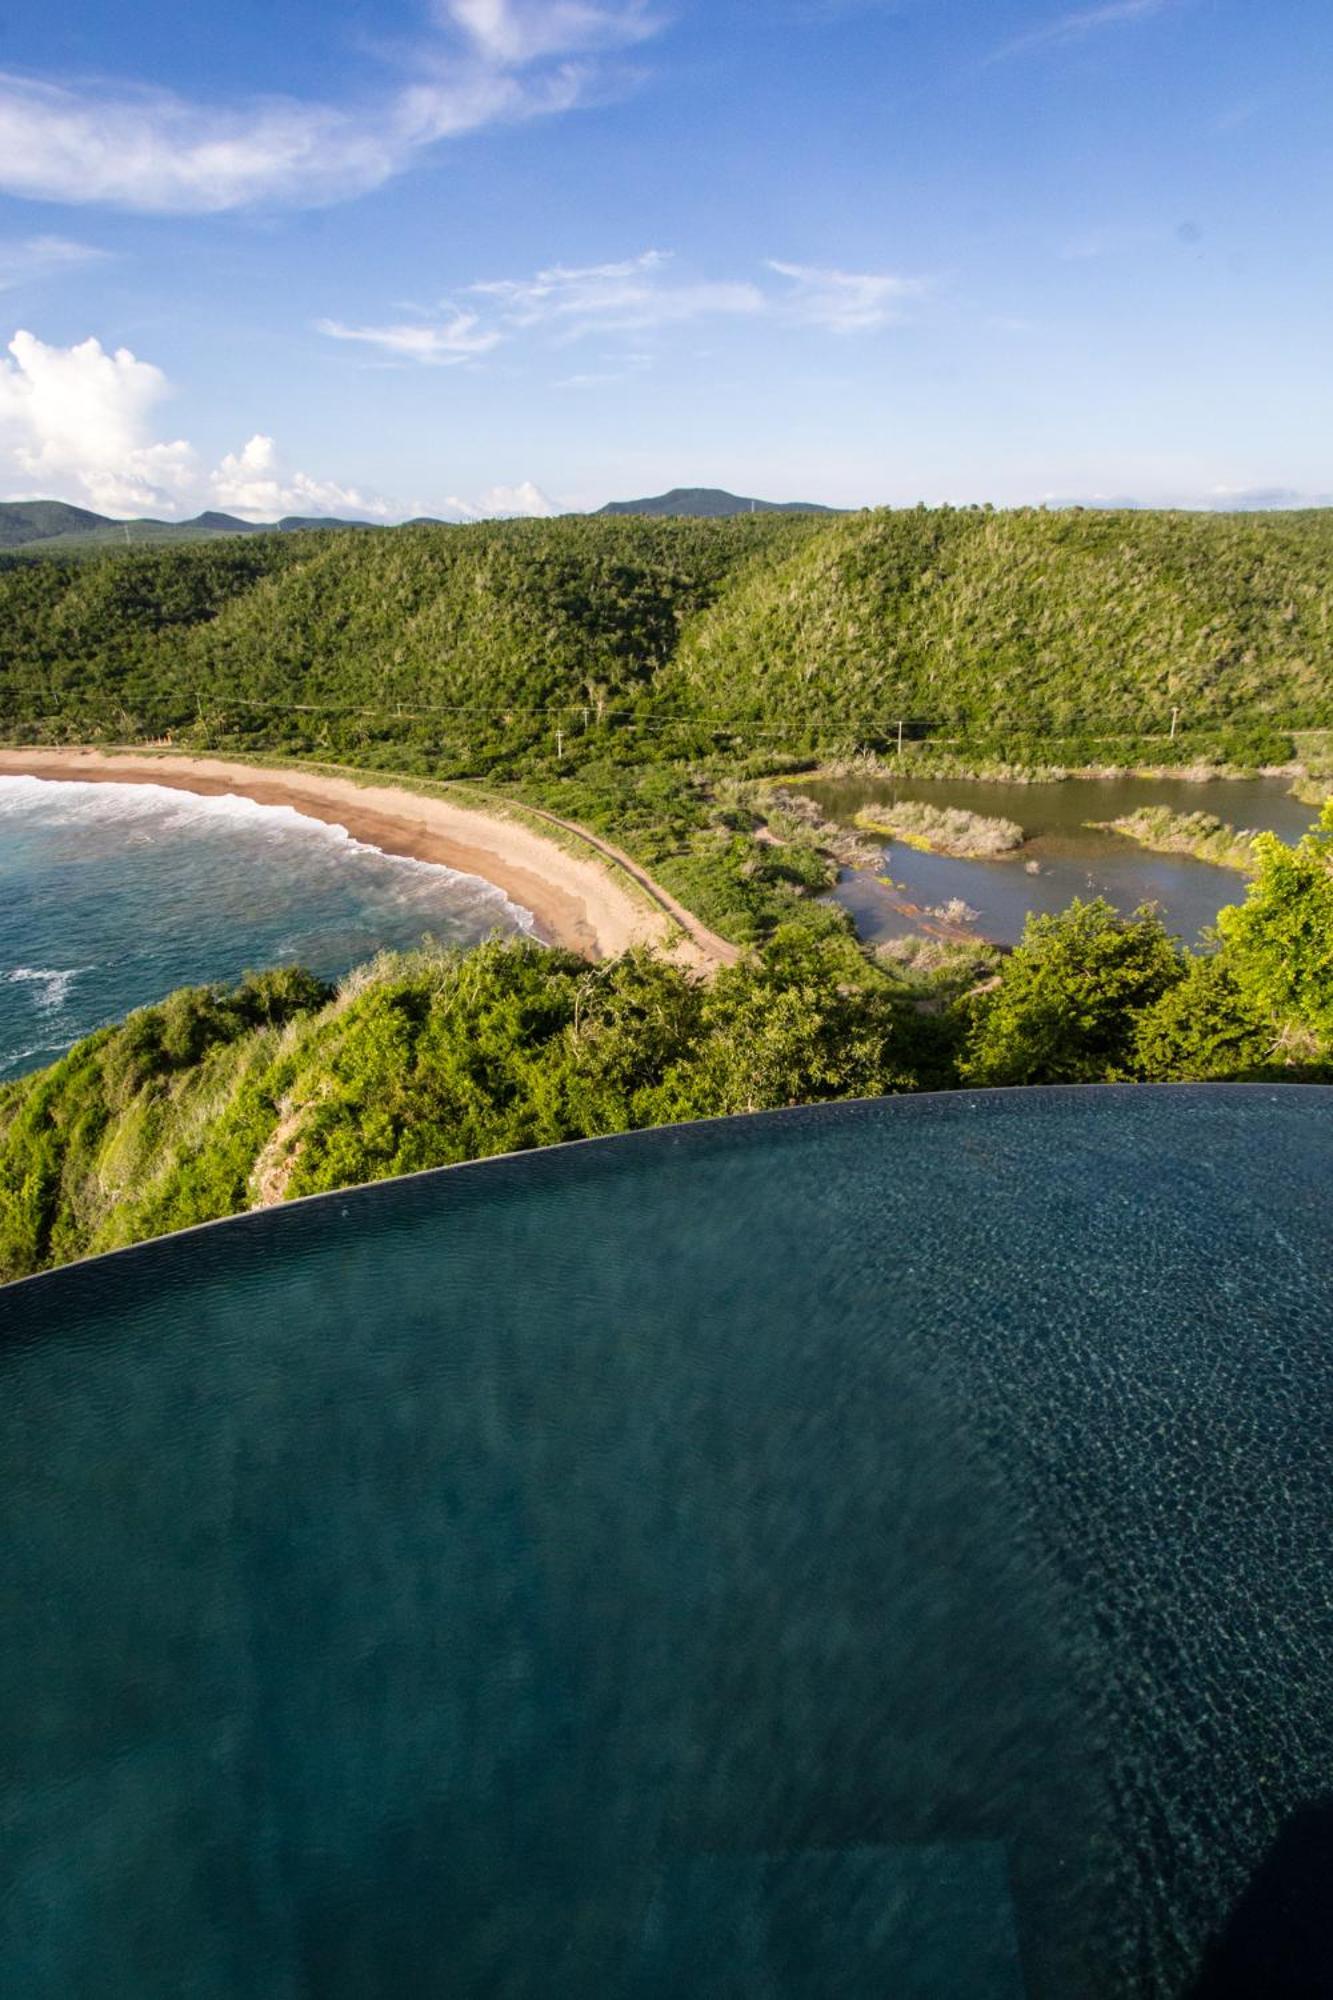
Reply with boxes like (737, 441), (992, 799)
(2, 506), (1330, 762)
(597, 487), (836, 518)
(0, 501), (111, 548)
(0, 500), (375, 552)
(0, 514), (814, 756)
(668, 506), (1333, 735)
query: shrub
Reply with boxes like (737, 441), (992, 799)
(962, 899), (1184, 1085)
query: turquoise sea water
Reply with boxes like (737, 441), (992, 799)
(0, 777), (533, 1079)
(2, 1087), (1330, 1997)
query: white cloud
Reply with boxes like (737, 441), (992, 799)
(471, 251), (766, 336)
(442, 0), (659, 64)
(1061, 222), (1167, 260)
(995, 0), (1176, 60)
(444, 479), (560, 517)
(0, 2), (664, 213)
(767, 260), (928, 332)
(0, 236), (110, 291)
(0, 329), (195, 513)
(209, 434), (395, 521)
(315, 311), (502, 365)
(0, 325), (554, 524)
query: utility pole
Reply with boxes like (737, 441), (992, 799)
(897, 719), (905, 757)
(1170, 706), (1180, 740)
(556, 725), (564, 759)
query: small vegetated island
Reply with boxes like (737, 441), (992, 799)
(1, 501), (1332, 1279)
(1091, 806), (1259, 873)
(854, 800), (1026, 858)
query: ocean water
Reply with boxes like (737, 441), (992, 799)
(0, 777), (533, 1080)
(2, 1086), (1330, 1997)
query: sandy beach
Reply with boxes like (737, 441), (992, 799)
(0, 750), (737, 974)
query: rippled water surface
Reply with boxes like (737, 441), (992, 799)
(796, 771), (1317, 944)
(3, 1088), (1330, 1997)
(0, 777), (533, 1078)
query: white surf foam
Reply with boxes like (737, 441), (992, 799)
(4, 966), (87, 1012)
(0, 776), (536, 933)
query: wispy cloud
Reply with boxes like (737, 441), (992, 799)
(995, 0), (1176, 60)
(767, 260), (928, 332)
(0, 236), (110, 291)
(1060, 218), (1203, 259)
(554, 351), (653, 389)
(316, 311), (502, 365)
(472, 251), (766, 335)
(441, 0), (661, 64)
(1062, 221), (1164, 259)
(0, 1), (662, 213)
(320, 250), (928, 367)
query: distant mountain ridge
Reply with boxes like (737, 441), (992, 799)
(597, 487), (837, 518)
(0, 501), (375, 553)
(0, 490), (838, 552)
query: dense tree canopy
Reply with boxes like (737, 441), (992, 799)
(3, 508), (1331, 767)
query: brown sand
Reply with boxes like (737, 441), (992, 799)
(0, 750), (738, 974)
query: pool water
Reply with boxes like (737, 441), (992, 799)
(2, 1088), (1331, 1996)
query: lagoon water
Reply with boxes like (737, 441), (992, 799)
(2, 1088), (1331, 1997)
(800, 771), (1317, 946)
(0, 777), (533, 1080)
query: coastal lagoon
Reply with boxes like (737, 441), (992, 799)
(0, 777), (532, 1079)
(801, 771), (1317, 946)
(2, 1088), (1330, 1996)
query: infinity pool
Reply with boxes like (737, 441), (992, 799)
(2, 1088), (1330, 1996)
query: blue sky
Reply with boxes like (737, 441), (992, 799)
(0, 0), (1328, 519)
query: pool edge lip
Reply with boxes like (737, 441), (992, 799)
(1, 1079), (1328, 1304)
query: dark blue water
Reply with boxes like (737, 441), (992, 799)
(0, 777), (533, 1078)
(2, 1087), (1330, 1997)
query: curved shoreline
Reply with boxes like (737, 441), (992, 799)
(0, 750), (737, 974)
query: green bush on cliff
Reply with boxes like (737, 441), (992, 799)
(3, 793), (1331, 1284)
(0, 933), (927, 1284)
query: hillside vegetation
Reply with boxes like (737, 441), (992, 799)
(3, 508), (1332, 771)
(667, 506), (1333, 741)
(0, 931), (930, 1280)
(0, 515), (813, 761)
(4, 806), (1330, 1283)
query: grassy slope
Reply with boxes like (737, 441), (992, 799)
(667, 506), (1333, 736)
(4, 509), (1333, 760)
(0, 934), (935, 1284)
